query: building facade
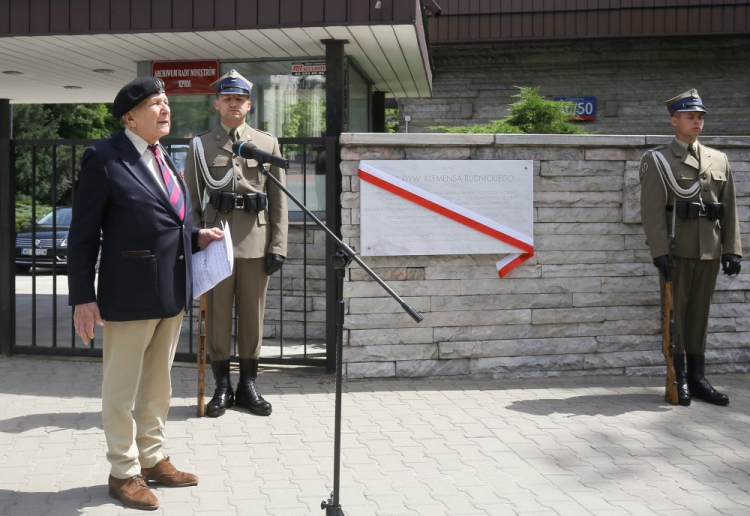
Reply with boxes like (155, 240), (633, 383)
(400, 1), (750, 134)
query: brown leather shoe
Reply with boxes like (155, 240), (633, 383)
(108, 474), (158, 511)
(141, 456), (198, 487)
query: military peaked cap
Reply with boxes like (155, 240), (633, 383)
(210, 69), (252, 96)
(665, 89), (707, 116)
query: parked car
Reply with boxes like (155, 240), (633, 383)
(15, 206), (72, 273)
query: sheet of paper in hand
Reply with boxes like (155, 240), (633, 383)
(192, 220), (234, 298)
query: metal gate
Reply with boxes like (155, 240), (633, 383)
(3, 136), (338, 369)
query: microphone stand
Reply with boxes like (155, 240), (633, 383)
(256, 161), (423, 516)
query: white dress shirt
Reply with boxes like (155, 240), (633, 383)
(125, 128), (177, 196)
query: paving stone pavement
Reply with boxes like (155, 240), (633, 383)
(1, 356), (750, 516)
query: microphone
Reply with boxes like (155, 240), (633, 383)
(232, 141), (289, 170)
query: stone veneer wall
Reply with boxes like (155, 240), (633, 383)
(264, 224), (328, 343)
(339, 133), (750, 380)
(399, 36), (750, 136)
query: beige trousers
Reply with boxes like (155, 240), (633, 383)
(207, 257), (268, 360)
(102, 311), (183, 479)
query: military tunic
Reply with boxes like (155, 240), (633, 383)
(639, 138), (742, 353)
(184, 124), (288, 359)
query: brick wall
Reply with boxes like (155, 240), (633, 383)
(399, 36), (750, 136)
(339, 133), (750, 379)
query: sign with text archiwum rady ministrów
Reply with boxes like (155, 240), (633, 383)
(358, 160), (534, 278)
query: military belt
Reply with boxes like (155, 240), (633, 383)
(210, 191), (268, 213)
(667, 201), (724, 221)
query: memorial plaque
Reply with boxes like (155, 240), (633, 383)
(359, 160), (534, 257)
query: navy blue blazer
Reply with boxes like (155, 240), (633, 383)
(68, 130), (200, 321)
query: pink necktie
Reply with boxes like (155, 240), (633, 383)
(148, 144), (185, 221)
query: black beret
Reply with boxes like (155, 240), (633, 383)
(113, 76), (166, 118)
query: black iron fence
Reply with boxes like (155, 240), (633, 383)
(5, 135), (338, 369)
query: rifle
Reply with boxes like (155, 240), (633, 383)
(661, 214), (678, 405)
(662, 278), (678, 405)
(197, 293), (208, 417)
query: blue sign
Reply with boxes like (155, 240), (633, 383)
(554, 96), (597, 120)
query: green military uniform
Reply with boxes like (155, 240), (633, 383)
(184, 123), (288, 360)
(640, 138), (741, 352)
(184, 70), (288, 417)
(639, 88), (742, 406)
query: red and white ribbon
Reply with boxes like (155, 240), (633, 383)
(358, 162), (534, 278)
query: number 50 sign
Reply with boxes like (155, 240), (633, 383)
(554, 96), (597, 121)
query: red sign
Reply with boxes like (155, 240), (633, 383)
(152, 60), (219, 95)
(291, 62), (326, 76)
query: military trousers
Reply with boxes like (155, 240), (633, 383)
(660, 256), (720, 354)
(207, 257), (269, 360)
(102, 311), (183, 479)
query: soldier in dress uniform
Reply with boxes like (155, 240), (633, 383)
(639, 89), (742, 407)
(184, 70), (288, 417)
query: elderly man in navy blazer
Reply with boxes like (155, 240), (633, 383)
(67, 76), (223, 511)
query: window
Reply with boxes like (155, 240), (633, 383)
(348, 64), (370, 133)
(223, 62), (327, 215)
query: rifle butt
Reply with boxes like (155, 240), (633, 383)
(197, 294), (207, 417)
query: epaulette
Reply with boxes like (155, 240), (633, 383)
(253, 127), (274, 137)
(699, 143), (724, 156)
(641, 145), (666, 160)
(197, 129), (211, 137)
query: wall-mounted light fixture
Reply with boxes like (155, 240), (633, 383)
(424, 1), (442, 17)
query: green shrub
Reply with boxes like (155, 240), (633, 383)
(429, 86), (588, 135)
(15, 196), (52, 231)
(13, 103), (119, 221)
(429, 120), (522, 134)
(385, 108), (399, 133)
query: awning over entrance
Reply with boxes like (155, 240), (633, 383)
(0, 0), (435, 103)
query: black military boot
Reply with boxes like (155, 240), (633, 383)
(672, 354), (691, 407)
(205, 359), (233, 417)
(686, 354), (729, 406)
(235, 359), (272, 416)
